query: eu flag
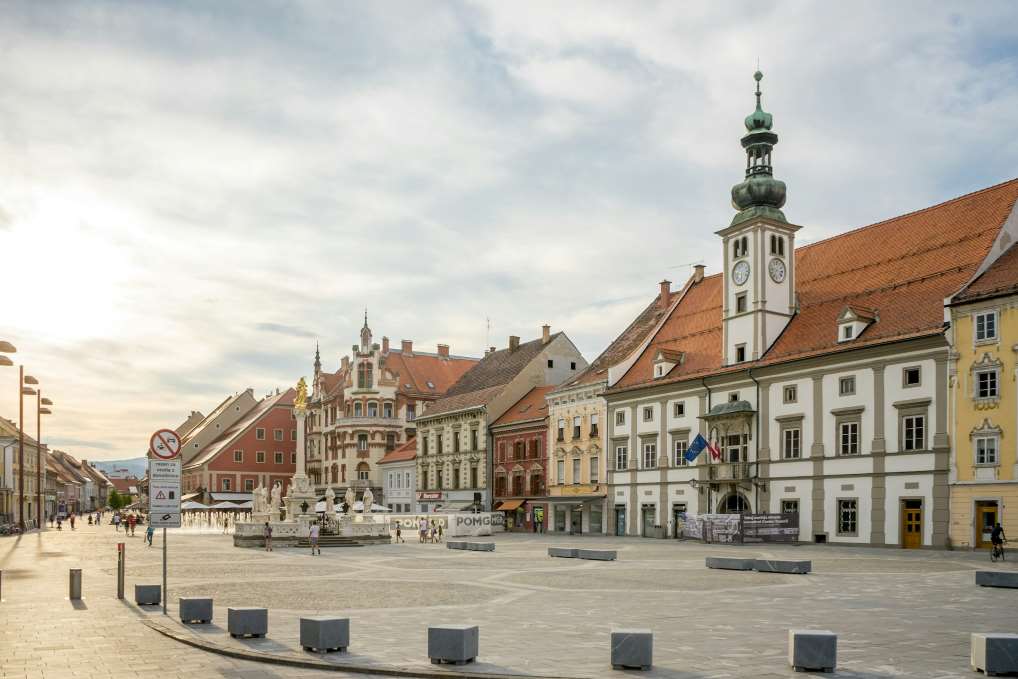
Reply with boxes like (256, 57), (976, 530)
(684, 434), (708, 462)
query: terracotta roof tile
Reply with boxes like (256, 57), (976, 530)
(378, 437), (417, 465)
(611, 178), (1018, 392)
(383, 350), (478, 396)
(558, 294), (676, 389)
(492, 386), (555, 427)
(954, 242), (1018, 303)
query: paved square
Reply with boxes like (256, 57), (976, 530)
(2, 524), (1016, 678)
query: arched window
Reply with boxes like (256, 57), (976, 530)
(356, 461), (370, 481)
(721, 493), (749, 514)
(354, 402), (363, 417)
(341, 464), (346, 483)
(331, 465), (338, 484)
(367, 401), (378, 417)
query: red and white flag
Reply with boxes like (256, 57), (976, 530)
(708, 439), (722, 461)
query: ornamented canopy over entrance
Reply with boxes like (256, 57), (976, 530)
(699, 400), (756, 443)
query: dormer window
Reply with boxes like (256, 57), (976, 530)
(837, 305), (877, 343)
(652, 349), (685, 379)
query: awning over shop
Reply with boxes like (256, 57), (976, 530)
(496, 499), (525, 511)
(209, 492), (253, 502)
(546, 495), (605, 504)
(181, 492), (202, 502)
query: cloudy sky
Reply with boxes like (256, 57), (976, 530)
(1, 2), (1017, 462)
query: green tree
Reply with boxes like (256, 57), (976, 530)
(108, 489), (124, 510)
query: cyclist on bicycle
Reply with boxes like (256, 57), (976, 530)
(992, 522), (1006, 549)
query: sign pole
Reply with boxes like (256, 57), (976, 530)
(162, 527), (167, 615)
(148, 428), (181, 618)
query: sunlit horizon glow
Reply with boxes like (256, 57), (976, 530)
(2, 2), (1017, 461)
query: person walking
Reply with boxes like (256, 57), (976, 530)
(128, 513), (136, 536)
(264, 522), (273, 552)
(395, 523), (404, 544)
(69, 513), (76, 530)
(113, 513), (121, 532)
(222, 515), (230, 534)
(145, 523), (154, 547)
(436, 521), (443, 543)
(309, 522), (320, 556)
(418, 517), (426, 544)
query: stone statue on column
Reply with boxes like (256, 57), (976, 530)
(270, 482), (282, 517)
(344, 486), (355, 514)
(362, 487), (374, 513)
(325, 486), (335, 516)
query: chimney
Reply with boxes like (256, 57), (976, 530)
(401, 339), (413, 355)
(541, 324), (551, 344)
(659, 280), (671, 310)
(693, 264), (705, 283)
(382, 336), (390, 354)
(509, 335), (520, 352)
(437, 344), (449, 358)
(341, 356), (349, 370)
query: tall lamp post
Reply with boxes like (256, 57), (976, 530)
(0, 342), (15, 525)
(37, 393), (53, 529)
(21, 374), (38, 531)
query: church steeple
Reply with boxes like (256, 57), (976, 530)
(313, 342), (321, 376)
(360, 309), (372, 351)
(730, 70), (787, 226)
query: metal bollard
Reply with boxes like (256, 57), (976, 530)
(117, 543), (125, 599)
(69, 568), (82, 600)
(1, 569), (3, 602)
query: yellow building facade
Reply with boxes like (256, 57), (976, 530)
(948, 241), (1018, 549)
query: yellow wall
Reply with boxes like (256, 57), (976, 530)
(546, 393), (606, 488)
(949, 294), (1018, 548)
(951, 298), (1017, 480)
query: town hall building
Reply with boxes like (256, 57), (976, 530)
(604, 71), (1018, 547)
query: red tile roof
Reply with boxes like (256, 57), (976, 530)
(378, 437), (417, 465)
(492, 385), (555, 427)
(953, 242), (1018, 303)
(558, 294), (677, 390)
(611, 178), (1018, 392)
(383, 350), (479, 396)
(183, 388), (295, 471)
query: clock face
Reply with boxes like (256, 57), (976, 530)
(732, 260), (750, 286)
(768, 257), (786, 283)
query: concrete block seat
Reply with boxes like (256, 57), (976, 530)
(428, 625), (479, 665)
(705, 556), (755, 571)
(754, 559), (811, 574)
(548, 547), (578, 558)
(579, 549), (617, 561)
(972, 633), (1018, 676)
(134, 584), (161, 606)
(611, 629), (653, 671)
(976, 571), (1018, 588)
(446, 541), (466, 550)
(228, 607), (268, 639)
(300, 617), (349, 653)
(179, 597), (213, 624)
(466, 542), (495, 552)
(788, 629), (837, 673)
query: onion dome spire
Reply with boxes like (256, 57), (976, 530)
(730, 70), (787, 226)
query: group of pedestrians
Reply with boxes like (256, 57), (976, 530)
(416, 517), (443, 543)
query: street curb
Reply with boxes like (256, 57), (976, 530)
(142, 618), (586, 679)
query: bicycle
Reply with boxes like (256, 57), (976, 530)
(991, 539), (1007, 562)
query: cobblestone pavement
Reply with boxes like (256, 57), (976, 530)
(3, 524), (1018, 678)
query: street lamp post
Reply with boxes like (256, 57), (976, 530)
(37, 393), (52, 529)
(0, 342), (14, 526)
(21, 374), (38, 532)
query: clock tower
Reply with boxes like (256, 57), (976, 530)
(718, 71), (799, 365)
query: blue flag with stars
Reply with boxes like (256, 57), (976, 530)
(685, 434), (708, 462)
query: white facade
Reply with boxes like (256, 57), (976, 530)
(381, 459), (416, 513)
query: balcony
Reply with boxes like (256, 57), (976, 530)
(706, 462), (755, 482)
(324, 416), (405, 432)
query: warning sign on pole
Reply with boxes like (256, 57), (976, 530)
(148, 429), (182, 528)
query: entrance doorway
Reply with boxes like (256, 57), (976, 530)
(672, 503), (687, 538)
(901, 499), (923, 549)
(615, 505), (626, 536)
(641, 504), (656, 536)
(569, 507), (582, 534)
(976, 501), (999, 549)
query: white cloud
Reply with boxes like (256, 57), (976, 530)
(0, 1), (1016, 460)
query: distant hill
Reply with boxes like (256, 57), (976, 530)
(92, 457), (148, 478)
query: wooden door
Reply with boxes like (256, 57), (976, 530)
(902, 500), (922, 549)
(976, 504), (998, 549)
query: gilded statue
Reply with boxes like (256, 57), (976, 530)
(294, 376), (308, 412)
